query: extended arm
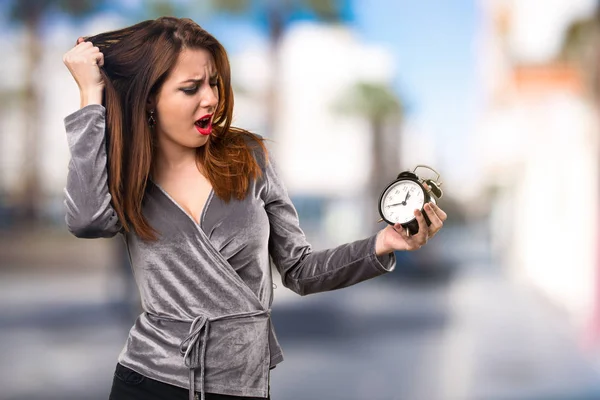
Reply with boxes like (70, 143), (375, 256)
(263, 151), (395, 296)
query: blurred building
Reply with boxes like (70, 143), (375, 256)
(233, 22), (401, 247)
(477, 0), (600, 338)
(0, 14), (128, 224)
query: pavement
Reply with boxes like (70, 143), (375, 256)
(267, 266), (600, 400)
(1, 223), (600, 400)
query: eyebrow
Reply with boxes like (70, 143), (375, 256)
(180, 75), (219, 84)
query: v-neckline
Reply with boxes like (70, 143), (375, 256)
(148, 178), (214, 228)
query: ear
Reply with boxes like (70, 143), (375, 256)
(146, 94), (156, 112)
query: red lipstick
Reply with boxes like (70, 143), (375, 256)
(195, 114), (213, 136)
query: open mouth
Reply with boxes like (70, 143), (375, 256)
(195, 114), (213, 135)
(195, 115), (211, 129)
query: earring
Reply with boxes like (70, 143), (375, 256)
(148, 110), (156, 128)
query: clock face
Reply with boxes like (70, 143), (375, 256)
(380, 179), (425, 224)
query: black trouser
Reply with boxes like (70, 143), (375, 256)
(109, 363), (270, 400)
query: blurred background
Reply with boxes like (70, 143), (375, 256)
(1, 0), (600, 399)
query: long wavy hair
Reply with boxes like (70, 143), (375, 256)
(83, 17), (267, 241)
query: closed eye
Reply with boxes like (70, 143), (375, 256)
(182, 86), (199, 95)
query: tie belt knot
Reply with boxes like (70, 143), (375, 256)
(176, 309), (271, 400)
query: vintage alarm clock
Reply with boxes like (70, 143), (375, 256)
(377, 165), (443, 235)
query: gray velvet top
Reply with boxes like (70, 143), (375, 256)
(63, 104), (396, 400)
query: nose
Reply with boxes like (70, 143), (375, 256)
(200, 85), (218, 112)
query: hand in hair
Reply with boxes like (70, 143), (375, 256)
(63, 37), (105, 107)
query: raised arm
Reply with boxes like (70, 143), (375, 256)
(262, 150), (396, 296)
(63, 105), (122, 238)
(63, 38), (122, 238)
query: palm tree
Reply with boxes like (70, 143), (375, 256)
(7, 0), (105, 225)
(143, 0), (179, 18)
(334, 81), (404, 227)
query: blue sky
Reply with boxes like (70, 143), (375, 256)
(199, 0), (479, 179)
(351, 0), (478, 114)
(349, 0), (479, 177)
(203, 0), (479, 122)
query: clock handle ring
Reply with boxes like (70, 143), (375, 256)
(412, 165), (442, 185)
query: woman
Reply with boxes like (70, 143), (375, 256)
(62, 16), (446, 400)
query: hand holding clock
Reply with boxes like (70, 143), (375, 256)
(376, 165), (447, 254)
(375, 201), (447, 255)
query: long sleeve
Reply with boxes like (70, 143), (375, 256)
(63, 104), (122, 238)
(263, 150), (395, 296)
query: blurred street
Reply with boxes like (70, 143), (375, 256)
(2, 222), (600, 400)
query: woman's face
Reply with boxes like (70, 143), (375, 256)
(152, 47), (219, 151)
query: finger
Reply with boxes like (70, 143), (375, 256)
(80, 46), (100, 63)
(97, 52), (105, 67)
(392, 223), (405, 237)
(89, 46), (103, 66)
(394, 223), (412, 242)
(77, 37), (85, 45)
(72, 42), (92, 56)
(77, 40), (92, 50)
(430, 202), (447, 221)
(424, 202), (443, 229)
(413, 209), (429, 245)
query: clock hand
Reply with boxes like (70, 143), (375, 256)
(386, 202), (406, 207)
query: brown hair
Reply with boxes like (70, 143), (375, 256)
(84, 17), (267, 241)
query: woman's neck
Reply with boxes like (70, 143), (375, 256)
(152, 141), (201, 182)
